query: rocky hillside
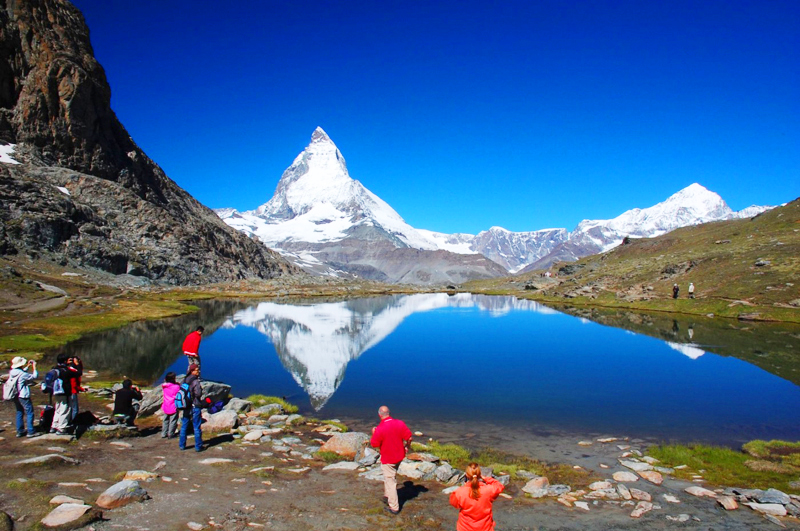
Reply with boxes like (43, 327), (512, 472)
(0, 0), (298, 284)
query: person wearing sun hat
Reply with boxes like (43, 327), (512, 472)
(8, 356), (41, 437)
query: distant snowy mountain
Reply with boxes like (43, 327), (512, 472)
(520, 183), (774, 272)
(218, 128), (774, 281)
(218, 128), (505, 284)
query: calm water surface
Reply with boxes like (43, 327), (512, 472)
(63, 294), (800, 447)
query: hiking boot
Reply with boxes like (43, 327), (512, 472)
(26, 433), (42, 438)
(16, 432), (25, 438)
(55, 429), (68, 435)
(384, 506), (400, 515)
(381, 496), (389, 505)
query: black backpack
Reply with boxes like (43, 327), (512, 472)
(40, 368), (62, 394)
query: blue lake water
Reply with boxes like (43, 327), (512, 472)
(64, 294), (800, 448)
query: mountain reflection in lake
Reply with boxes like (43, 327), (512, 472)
(63, 294), (800, 446)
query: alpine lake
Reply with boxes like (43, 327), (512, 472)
(60, 294), (800, 452)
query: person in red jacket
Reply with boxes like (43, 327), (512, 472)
(182, 326), (204, 368)
(449, 462), (505, 531)
(370, 405), (412, 515)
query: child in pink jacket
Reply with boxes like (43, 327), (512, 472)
(161, 372), (180, 438)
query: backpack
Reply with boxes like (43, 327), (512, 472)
(3, 374), (20, 400)
(173, 382), (191, 410)
(41, 368), (63, 395)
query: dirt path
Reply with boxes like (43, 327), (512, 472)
(1, 401), (796, 531)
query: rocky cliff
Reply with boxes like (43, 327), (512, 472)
(0, 0), (298, 284)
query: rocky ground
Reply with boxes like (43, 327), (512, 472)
(1, 387), (798, 531)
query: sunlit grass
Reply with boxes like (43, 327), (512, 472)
(245, 394), (299, 414)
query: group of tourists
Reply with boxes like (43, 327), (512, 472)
(672, 282), (696, 299)
(6, 323), (504, 529)
(3, 353), (84, 436)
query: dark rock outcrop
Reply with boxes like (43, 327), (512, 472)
(0, 0), (299, 283)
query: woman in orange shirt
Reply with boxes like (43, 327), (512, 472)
(449, 462), (505, 531)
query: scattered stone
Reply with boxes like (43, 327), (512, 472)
(287, 467), (310, 474)
(685, 486), (717, 498)
(522, 476), (550, 497)
(49, 495), (84, 505)
(662, 494), (680, 504)
(617, 484), (632, 500)
(630, 501), (653, 518)
(41, 503), (98, 528)
(323, 462), (360, 471)
(406, 452), (438, 462)
(358, 468), (384, 481)
(547, 485), (571, 497)
(243, 431), (264, 442)
(187, 522), (204, 530)
(224, 398), (253, 413)
(202, 410), (239, 431)
(414, 431), (423, 437)
(619, 460), (652, 472)
(577, 441), (593, 446)
(123, 470), (159, 482)
(398, 460), (436, 480)
(757, 488), (791, 505)
(109, 441), (132, 449)
(599, 464), (609, 469)
(95, 480), (149, 509)
(666, 514), (691, 522)
(443, 486), (459, 495)
(629, 488), (651, 502)
(318, 432), (370, 460)
(250, 466), (274, 474)
(641, 456), (659, 464)
(617, 445), (631, 451)
(597, 437), (618, 443)
(15, 454), (80, 465)
(153, 461), (167, 471)
(435, 463), (455, 483)
(745, 503), (787, 517)
(638, 470), (663, 485)
(765, 514), (786, 528)
(613, 471), (639, 483)
(574, 501), (590, 511)
(589, 481), (613, 491)
(199, 458), (233, 465)
(58, 482), (87, 488)
(717, 495), (739, 510)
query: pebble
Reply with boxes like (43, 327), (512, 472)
(578, 441), (593, 446)
(187, 522), (204, 530)
(666, 514), (691, 522)
(109, 441), (132, 448)
(662, 494), (680, 504)
(50, 495), (84, 505)
(612, 471), (639, 483)
(574, 501), (590, 511)
(630, 501), (654, 518)
(199, 458), (233, 465)
(58, 482), (88, 488)
(685, 486), (717, 499)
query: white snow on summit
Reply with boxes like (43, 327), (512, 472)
(0, 143), (20, 164)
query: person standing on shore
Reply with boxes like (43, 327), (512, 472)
(449, 462), (505, 531)
(7, 357), (41, 438)
(672, 284), (679, 299)
(182, 326), (204, 369)
(66, 356), (83, 423)
(370, 405), (412, 515)
(179, 364), (206, 452)
(688, 282), (695, 299)
(46, 354), (72, 435)
(161, 372), (180, 438)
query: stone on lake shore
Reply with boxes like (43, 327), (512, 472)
(757, 488), (791, 505)
(15, 454), (80, 465)
(685, 486), (717, 498)
(243, 430), (265, 442)
(224, 398), (253, 413)
(49, 495), (84, 505)
(637, 470), (663, 485)
(202, 410), (239, 431)
(318, 432), (369, 460)
(717, 495), (739, 510)
(589, 481), (613, 491)
(617, 483), (632, 500)
(323, 462), (360, 471)
(629, 488), (651, 502)
(574, 501), (590, 511)
(399, 460), (436, 480)
(41, 503), (98, 528)
(123, 470), (159, 482)
(745, 503), (787, 517)
(95, 480), (148, 509)
(199, 458), (233, 465)
(630, 501), (653, 518)
(619, 460), (653, 472)
(613, 471), (639, 482)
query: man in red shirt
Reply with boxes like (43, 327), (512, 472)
(182, 326), (204, 369)
(370, 405), (412, 515)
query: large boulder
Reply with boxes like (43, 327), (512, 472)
(95, 480), (148, 509)
(139, 379), (231, 417)
(318, 432), (369, 460)
(398, 460), (436, 480)
(201, 410), (238, 431)
(224, 398), (252, 413)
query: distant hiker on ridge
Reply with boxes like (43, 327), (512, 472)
(182, 326), (204, 369)
(370, 405), (413, 515)
(672, 284), (679, 299)
(688, 282), (695, 299)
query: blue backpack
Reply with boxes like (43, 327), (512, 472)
(173, 382), (191, 410)
(41, 369), (63, 395)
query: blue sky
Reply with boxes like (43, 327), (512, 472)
(72, 0), (798, 234)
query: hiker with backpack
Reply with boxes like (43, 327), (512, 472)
(161, 372), (180, 438)
(113, 379), (143, 426)
(4, 357), (41, 438)
(46, 354), (72, 435)
(178, 364), (207, 452)
(66, 356), (83, 423)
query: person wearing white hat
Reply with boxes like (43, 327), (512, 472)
(8, 356), (41, 437)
